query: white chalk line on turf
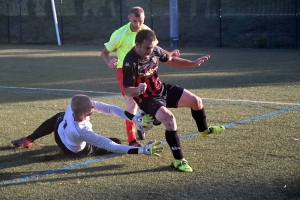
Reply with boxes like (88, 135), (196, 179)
(202, 98), (298, 106)
(0, 86), (120, 95)
(1, 103), (300, 187)
(0, 86), (299, 106)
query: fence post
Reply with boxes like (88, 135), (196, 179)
(169, 0), (178, 47)
(119, 0), (122, 27)
(150, 0), (153, 30)
(19, 0), (22, 43)
(6, 1), (9, 43)
(219, 0), (222, 48)
(51, 0), (61, 45)
(60, 0), (63, 45)
(295, 0), (298, 49)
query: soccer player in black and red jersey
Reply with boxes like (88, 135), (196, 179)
(101, 7), (180, 146)
(122, 29), (225, 172)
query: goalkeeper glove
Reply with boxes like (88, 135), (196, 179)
(132, 111), (154, 130)
(142, 140), (164, 157)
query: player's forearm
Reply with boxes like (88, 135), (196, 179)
(124, 87), (140, 97)
(80, 131), (139, 154)
(167, 57), (196, 68)
(100, 48), (110, 65)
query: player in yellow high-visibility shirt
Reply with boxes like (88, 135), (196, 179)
(101, 6), (180, 147)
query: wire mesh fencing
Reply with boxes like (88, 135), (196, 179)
(0, 0), (299, 48)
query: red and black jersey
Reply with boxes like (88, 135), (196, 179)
(123, 46), (169, 103)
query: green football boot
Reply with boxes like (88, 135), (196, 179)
(173, 158), (193, 172)
(199, 125), (225, 137)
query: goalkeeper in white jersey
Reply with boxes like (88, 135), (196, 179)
(11, 94), (163, 157)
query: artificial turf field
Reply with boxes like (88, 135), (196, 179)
(0, 45), (299, 199)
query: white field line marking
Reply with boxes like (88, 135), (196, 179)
(1, 86), (299, 105)
(202, 98), (299, 106)
(0, 86), (120, 95)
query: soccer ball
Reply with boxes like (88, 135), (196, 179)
(135, 110), (153, 132)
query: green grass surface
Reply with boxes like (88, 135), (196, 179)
(0, 45), (299, 199)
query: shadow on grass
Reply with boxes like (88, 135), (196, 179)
(0, 161), (174, 187)
(0, 145), (61, 169)
(1, 164), (299, 200)
(1, 144), (175, 183)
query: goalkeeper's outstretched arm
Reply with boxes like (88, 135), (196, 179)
(80, 129), (163, 156)
(92, 101), (153, 127)
(93, 100), (135, 120)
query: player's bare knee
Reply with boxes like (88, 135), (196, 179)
(162, 113), (177, 130)
(165, 119), (177, 130)
(191, 96), (203, 110)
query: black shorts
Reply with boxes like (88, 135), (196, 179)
(53, 112), (72, 155)
(136, 83), (184, 122)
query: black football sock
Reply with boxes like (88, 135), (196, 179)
(191, 108), (208, 132)
(165, 130), (184, 160)
(26, 113), (62, 141)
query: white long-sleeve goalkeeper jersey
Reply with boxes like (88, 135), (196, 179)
(57, 101), (136, 154)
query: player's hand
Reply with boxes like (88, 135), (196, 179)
(108, 58), (118, 68)
(194, 55), (210, 66)
(142, 140), (164, 157)
(132, 113), (154, 129)
(170, 49), (180, 57)
(138, 83), (147, 94)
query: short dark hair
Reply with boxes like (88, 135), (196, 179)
(135, 30), (156, 45)
(130, 6), (144, 17)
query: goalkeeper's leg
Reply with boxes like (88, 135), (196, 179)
(12, 112), (65, 148)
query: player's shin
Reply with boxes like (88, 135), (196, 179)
(191, 108), (208, 132)
(165, 130), (193, 172)
(165, 130), (183, 159)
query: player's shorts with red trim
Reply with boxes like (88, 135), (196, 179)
(135, 83), (184, 124)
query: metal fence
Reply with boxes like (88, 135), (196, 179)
(0, 0), (299, 48)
